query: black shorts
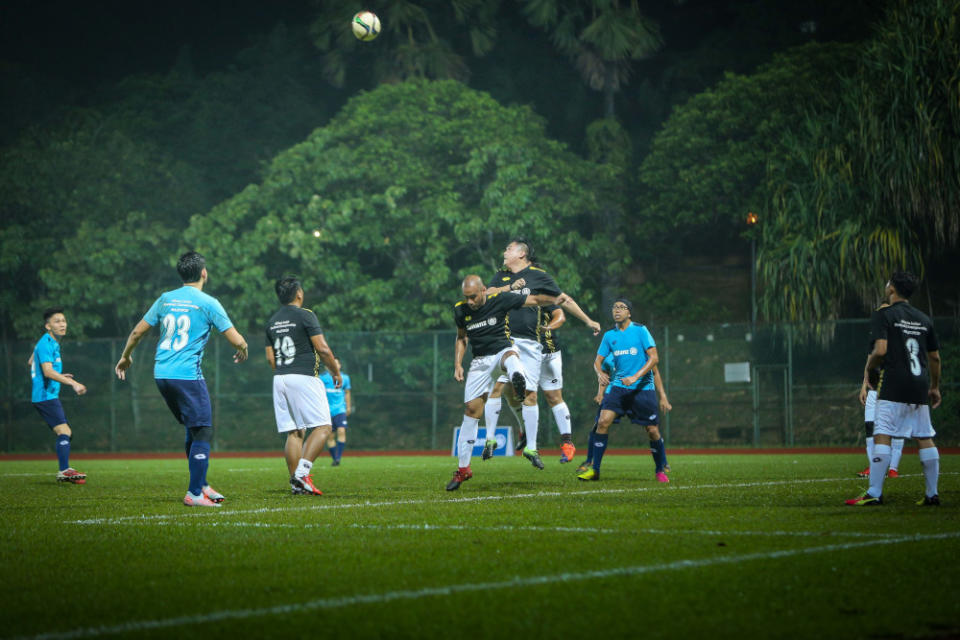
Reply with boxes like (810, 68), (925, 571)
(600, 387), (659, 426)
(156, 379), (213, 428)
(33, 399), (68, 429)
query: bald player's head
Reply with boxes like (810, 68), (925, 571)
(462, 274), (486, 310)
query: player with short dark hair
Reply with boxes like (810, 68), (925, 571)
(847, 271), (942, 506)
(448, 274), (561, 490)
(115, 251), (248, 507)
(30, 307), (88, 483)
(578, 298), (668, 483)
(265, 277), (341, 495)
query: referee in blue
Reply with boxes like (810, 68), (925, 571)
(578, 298), (669, 483)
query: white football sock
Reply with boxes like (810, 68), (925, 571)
(457, 416), (479, 468)
(918, 446), (939, 497)
(889, 437), (905, 470)
(865, 436), (874, 464)
(521, 404), (539, 452)
(867, 444), (891, 498)
(484, 397), (501, 442)
(502, 353), (523, 381)
(552, 402), (572, 436)
(295, 458), (313, 478)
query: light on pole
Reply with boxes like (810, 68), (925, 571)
(746, 212), (759, 327)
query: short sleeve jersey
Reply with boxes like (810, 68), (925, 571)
(143, 285), (234, 380)
(538, 304), (563, 353)
(871, 301), (939, 404)
(487, 266), (561, 341)
(597, 322), (657, 391)
(454, 291), (527, 358)
(265, 305), (324, 377)
(31, 333), (62, 402)
(320, 371), (351, 415)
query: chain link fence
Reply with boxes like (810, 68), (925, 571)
(2, 319), (957, 453)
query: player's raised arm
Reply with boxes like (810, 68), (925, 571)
(555, 293), (601, 335)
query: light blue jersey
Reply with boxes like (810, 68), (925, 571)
(143, 285), (234, 380)
(597, 322), (656, 391)
(320, 371), (351, 416)
(31, 333), (62, 402)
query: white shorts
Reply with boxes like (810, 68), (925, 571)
(465, 345), (527, 403)
(864, 389), (877, 423)
(873, 399), (936, 439)
(538, 350), (563, 391)
(272, 374), (331, 433)
(494, 337), (541, 390)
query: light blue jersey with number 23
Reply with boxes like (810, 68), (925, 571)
(143, 285), (234, 380)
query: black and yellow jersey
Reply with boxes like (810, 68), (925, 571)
(487, 265), (561, 342)
(454, 291), (526, 358)
(538, 304), (562, 353)
(871, 301), (939, 405)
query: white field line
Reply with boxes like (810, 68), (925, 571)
(10, 531), (959, 640)
(66, 474), (949, 526)
(135, 520), (903, 539)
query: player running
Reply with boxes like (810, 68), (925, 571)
(846, 271), (942, 506)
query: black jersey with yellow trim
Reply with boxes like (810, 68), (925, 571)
(538, 304), (562, 353)
(265, 305), (324, 377)
(454, 291), (527, 358)
(871, 301), (939, 404)
(487, 265), (561, 342)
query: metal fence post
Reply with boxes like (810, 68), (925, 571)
(752, 364), (760, 447)
(786, 324), (794, 445)
(110, 339), (117, 452)
(431, 332), (438, 450)
(663, 325), (670, 446)
(213, 337), (220, 452)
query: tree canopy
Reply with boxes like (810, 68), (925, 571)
(184, 79), (618, 331)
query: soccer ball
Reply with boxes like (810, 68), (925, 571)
(351, 11), (381, 41)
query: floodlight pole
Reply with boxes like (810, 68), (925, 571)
(750, 235), (756, 329)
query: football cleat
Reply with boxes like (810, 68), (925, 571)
(481, 439), (497, 460)
(655, 471), (670, 484)
(559, 443), (576, 463)
(56, 468), (86, 484)
(845, 490), (883, 506)
(511, 371), (527, 402)
(202, 485), (225, 503)
(856, 467), (870, 478)
(445, 466), (473, 491)
(522, 448), (544, 470)
(290, 476), (309, 495)
(515, 429), (527, 452)
(916, 495), (940, 506)
(331, 459), (341, 467)
(575, 460), (592, 474)
(887, 469), (899, 478)
(577, 468), (599, 481)
(183, 492), (221, 507)
(663, 463), (671, 473)
(293, 474), (323, 496)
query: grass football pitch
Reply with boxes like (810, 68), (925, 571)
(1, 452), (958, 640)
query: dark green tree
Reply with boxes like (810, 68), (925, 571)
(184, 79), (616, 331)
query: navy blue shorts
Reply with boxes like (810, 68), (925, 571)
(331, 412), (348, 429)
(33, 399), (68, 429)
(156, 379), (212, 428)
(600, 387), (659, 426)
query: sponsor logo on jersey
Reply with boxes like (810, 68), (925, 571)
(613, 347), (639, 356)
(466, 317), (498, 331)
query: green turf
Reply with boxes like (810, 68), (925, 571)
(1, 453), (958, 640)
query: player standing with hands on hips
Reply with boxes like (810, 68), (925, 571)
(115, 251), (248, 507)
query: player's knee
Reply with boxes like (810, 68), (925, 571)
(646, 426), (661, 440)
(53, 424), (71, 438)
(190, 426), (214, 442)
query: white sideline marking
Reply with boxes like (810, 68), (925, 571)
(135, 520), (902, 539)
(12, 531), (960, 640)
(66, 475), (874, 525)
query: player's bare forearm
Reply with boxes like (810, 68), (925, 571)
(120, 320), (152, 359)
(929, 351), (941, 390)
(222, 327), (248, 363)
(863, 352), (884, 387)
(265, 346), (276, 371)
(624, 349), (659, 386)
(523, 293), (559, 307)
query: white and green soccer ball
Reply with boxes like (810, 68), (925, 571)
(351, 11), (381, 41)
